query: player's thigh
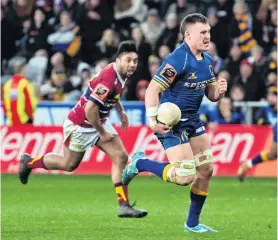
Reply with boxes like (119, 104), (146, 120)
(62, 144), (85, 167)
(165, 143), (196, 185)
(189, 133), (213, 176)
(96, 136), (128, 164)
(165, 143), (195, 163)
(63, 118), (92, 166)
(189, 133), (210, 155)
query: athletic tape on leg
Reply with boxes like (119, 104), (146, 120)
(194, 149), (214, 167)
(166, 160), (196, 182)
(166, 166), (176, 182)
(167, 160), (195, 178)
(175, 160), (196, 176)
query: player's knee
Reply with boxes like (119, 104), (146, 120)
(175, 175), (195, 186)
(122, 151), (129, 163)
(115, 151), (129, 166)
(198, 163), (214, 179)
(171, 160), (196, 186)
(206, 164), (214, 179)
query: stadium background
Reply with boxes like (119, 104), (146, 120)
(1, 0), (277, 239)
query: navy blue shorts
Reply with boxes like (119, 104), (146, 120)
(156, 114), (206, 150)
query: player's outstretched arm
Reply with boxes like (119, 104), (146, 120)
(85, 101), (113, 142)
(205, 77), (227, 102)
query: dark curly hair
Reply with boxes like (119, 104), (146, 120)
(116, 40), (138, 57)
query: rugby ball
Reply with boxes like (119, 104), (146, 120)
(157, 102), (181, 127)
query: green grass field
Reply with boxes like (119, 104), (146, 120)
(1, 174), (277, 240)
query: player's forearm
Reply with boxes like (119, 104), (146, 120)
(114, 100), (125, 113)
(206, 85), (223, 102)
(145, 82), (162, 108)
(85, 103), (106, 134)
(145, 82), (162, 123)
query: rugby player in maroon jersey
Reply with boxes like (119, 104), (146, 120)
(18, 41), (147, 218)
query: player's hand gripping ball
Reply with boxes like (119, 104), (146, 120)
(157, 102), (181, 127)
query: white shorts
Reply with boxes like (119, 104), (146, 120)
(63, 118), (118, 152)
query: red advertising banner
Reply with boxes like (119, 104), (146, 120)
(0, 125), (276, 177)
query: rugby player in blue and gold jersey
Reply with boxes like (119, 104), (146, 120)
(122, 13), (227, 233)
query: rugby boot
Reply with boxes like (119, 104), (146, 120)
(18, 154), (32, 184)
(122, 151), (146, 185)
(184, 223), (218, 233)
(118, 202), (148, 218)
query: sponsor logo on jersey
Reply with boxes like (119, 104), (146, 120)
(184, 77), (216, 90)
(187, 72), (197, 80)
(104, 103), (116, 108)
(91, 83), (109, 100)
(96, 87), (108, 96)
(160, 64), (177, 82)
(104, 99), (117, 108)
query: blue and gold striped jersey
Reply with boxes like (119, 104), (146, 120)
(153, 42), (216, 116)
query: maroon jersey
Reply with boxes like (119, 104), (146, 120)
(68, 63), (126, 127)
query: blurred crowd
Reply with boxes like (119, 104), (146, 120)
(1, 0), (277, 126)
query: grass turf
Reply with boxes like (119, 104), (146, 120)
(1, 174), (277, 240)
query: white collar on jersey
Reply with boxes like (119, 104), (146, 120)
(113, 63), (127, 87)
